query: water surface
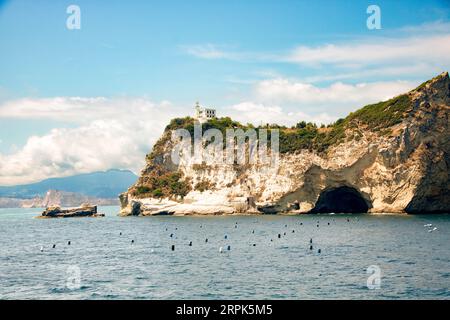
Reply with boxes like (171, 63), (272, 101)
(0, 207), (449, 299)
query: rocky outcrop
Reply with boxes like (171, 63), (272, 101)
(39, 204), (104, 218)
(120, 72), (450, 215)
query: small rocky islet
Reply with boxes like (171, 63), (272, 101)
(38, 204), (104, 218)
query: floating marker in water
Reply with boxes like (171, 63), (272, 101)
(270, 239), (273, 242)
(285, 224), (287, 228)
(40, 246), (44, 252)
(318, 249), (321, 254)
(205, 238), (208, 243)
(310, 238), (313, 244)
(252, 230), (255, 234)
(278, 234), (281, 239)
(224, 235), (228, 239)
(300, 222), (303, 226)
(327, 222), (330, 225)
(227, 245), (231, 251)
(131, 240), (134, 244)
(219, 247), (223, 253)
(292, 230), (295, 233)
(170, 233), (173, 238)
(68, 241), (71, 245)
(171, 245), (175, 251)
(189, 241), (192, 246)
(309, 245), (313, 250)
(235, 225), (237, 228)
(283, 232), (286, 236)
(52, 244), (56, 249)
(252, 243), (256, 246)
(120, 232), (122, 236)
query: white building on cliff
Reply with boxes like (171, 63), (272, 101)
(194, 101), (216, 123)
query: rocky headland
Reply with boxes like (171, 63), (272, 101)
(120, 72), (450, 216)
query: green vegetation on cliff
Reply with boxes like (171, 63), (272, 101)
(149, 92), (412, 158)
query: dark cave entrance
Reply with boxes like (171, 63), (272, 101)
(310, 186), (370, 213)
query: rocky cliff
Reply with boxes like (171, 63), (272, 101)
(120, 72), (450, 215)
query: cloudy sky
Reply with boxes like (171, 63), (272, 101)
(0, 0), (449, 185)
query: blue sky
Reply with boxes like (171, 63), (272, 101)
(0, 0), (449, 184)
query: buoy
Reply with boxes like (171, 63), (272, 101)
(171, 245), (175, 251)
(310, 238), (313, 244)
(252, 243), (256, 246)
(200, 225), (202, 228)
(283, 232), (286, 235)
(224, 235), (228, 239)
(52, 244), (56, 249)
(219, 247), (223, 253)
(40, 246), (44, 252)
(252, 230), (255, 234)
(227, 245), (231, 251)
(292, 230), (295, 233)
(278, 234), (281, 238)
(327, 222), (330, 225)
(235, 225), (237, 228)
(318, 249), (321, 254)
(170, 233), (173, 238)
(120, 232), (122, 236)
(270, 239), (273, 242)
(68, 241), (71, 245)
(205, 238), (208, 243)
(131, 240), (134, 244)
(300, 222), (303, 225)
(189, 241), (192, 246)
(285, 224), (287, 228)
(317, 224), (319, 228)
(309, 245), (313, 250)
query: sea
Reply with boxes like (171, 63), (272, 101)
(0, 206), (449, 299)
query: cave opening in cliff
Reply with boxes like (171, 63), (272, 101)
(310, 186), (370, 213)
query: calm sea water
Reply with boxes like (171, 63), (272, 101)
(0, 206), (449, 300)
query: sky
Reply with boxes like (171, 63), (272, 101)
(0, 0), (449, 185)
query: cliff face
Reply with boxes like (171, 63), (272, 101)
(120, 72), (450, 215)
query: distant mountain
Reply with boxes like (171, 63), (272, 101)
(0, 169), (138, 199)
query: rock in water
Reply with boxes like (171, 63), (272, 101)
(39, 204), (104, 218)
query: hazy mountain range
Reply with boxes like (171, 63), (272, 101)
(0, 169), (137, 208)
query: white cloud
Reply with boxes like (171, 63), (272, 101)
(286, 34), (450, 67)
(182, 22), (450, 81)
(227, 101), (334, 127)
(254, 78), (416, 105)
(0, 97), (185, 185)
